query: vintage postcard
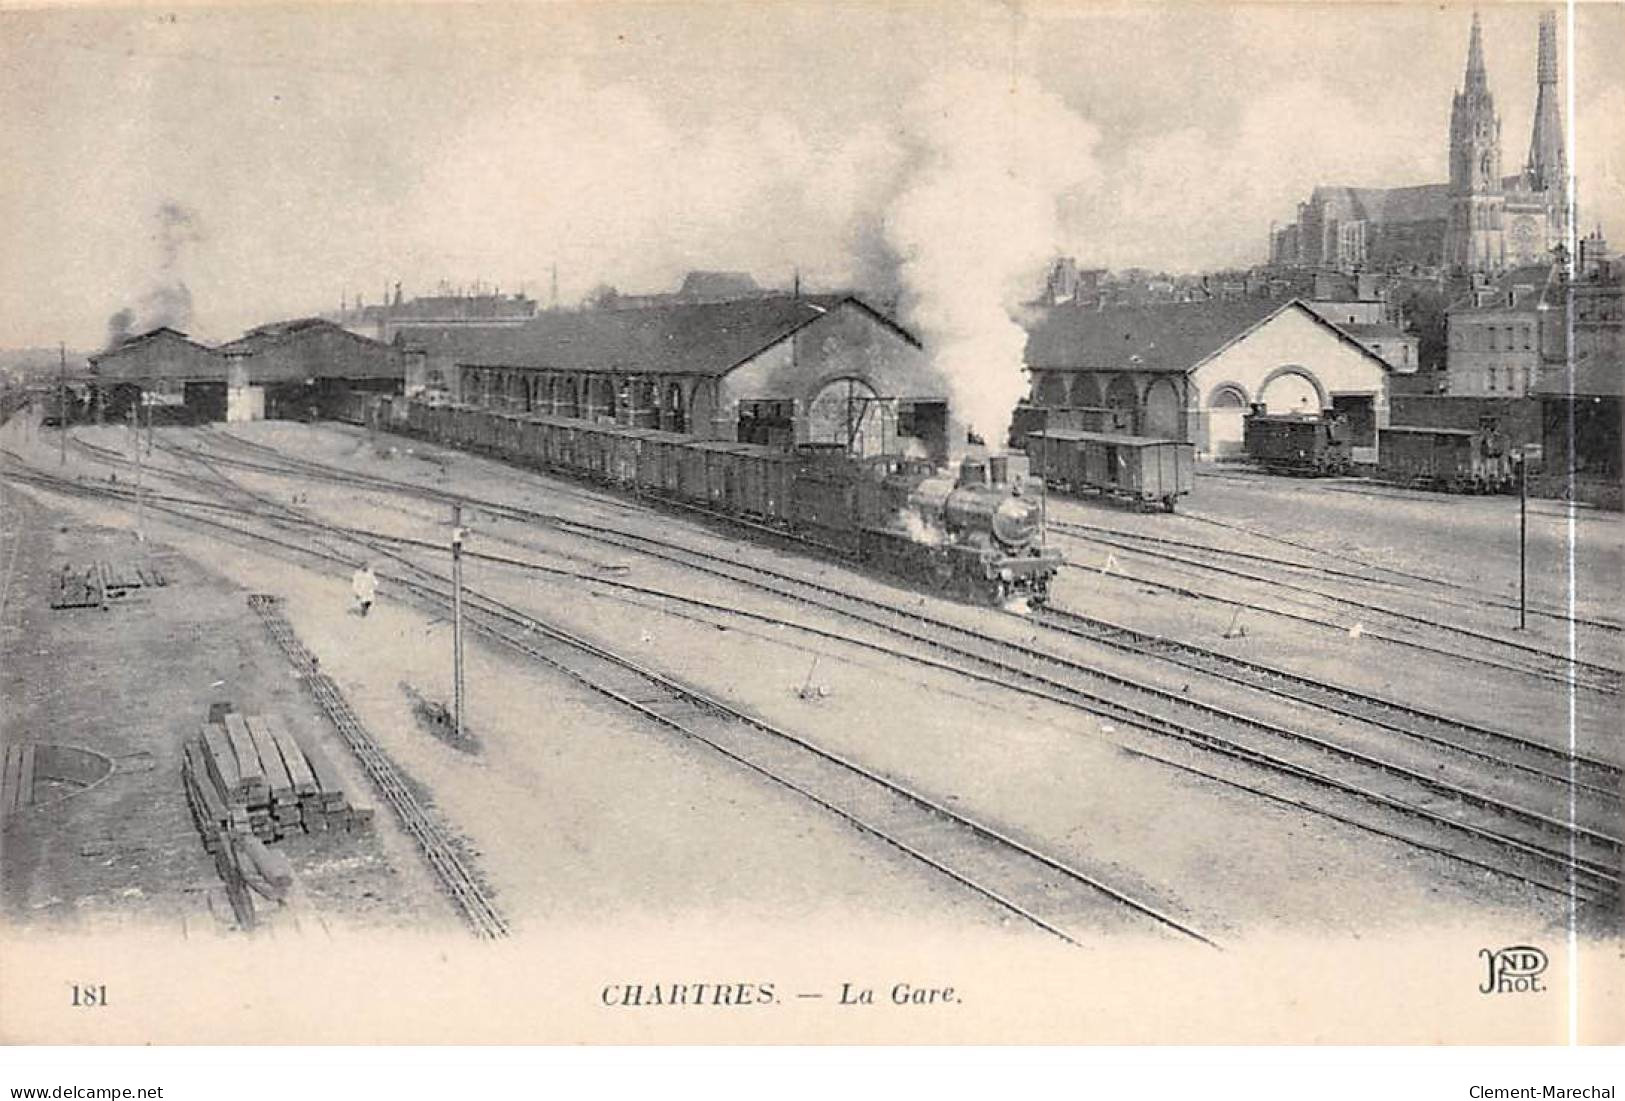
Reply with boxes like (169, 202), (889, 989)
(0, 0), (1620, 1049)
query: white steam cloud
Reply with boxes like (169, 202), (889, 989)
(882, 67), (1102, 447)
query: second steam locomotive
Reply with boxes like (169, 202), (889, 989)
(371, 398), (1063, 605)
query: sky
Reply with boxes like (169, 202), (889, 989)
(1, 0), (1622, 351)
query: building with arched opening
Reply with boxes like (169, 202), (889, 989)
(1024, 298), (1395, 463)
(412, 295), (955, 460)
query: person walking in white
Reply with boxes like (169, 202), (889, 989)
(352, 562), (378, 617)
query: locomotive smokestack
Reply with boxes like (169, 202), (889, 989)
(988, 455), (1009, 486)
(957, 457), (989, 489)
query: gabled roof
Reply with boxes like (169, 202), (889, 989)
(219, 316), (391, 355)
(413, 295), (917, 376)
(1024, 297), (1395, 375)
(88, 326), (216, 366)
(1447, 264), (1555, 312)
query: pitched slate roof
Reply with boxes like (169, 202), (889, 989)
(218, 316), (390, 355)
(88, 327), (222, 379)
(1025, 297), (1395, 376)
(1447, 264), (1555, 312)
(1310, 183), (1450, 225)
(408, 295), (915, 376)
(1024, 297), (1284, 372)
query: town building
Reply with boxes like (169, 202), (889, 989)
(1444, 263), (1553, 397)
(1272, 10), (1570, 275)
(328, 286), (538, 345)
(1023, 298), (1394, 462)
(437, 295), (953, 459)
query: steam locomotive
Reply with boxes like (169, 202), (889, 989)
(371, 398), (1063, 605)
(1242, 406), (1353, 476)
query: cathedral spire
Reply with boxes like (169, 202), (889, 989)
(1526, 8), (1566, 193)
(1464, 10), (1488, 92)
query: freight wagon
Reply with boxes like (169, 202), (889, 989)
(1374, 425), (1515, 493)
(375, 399), (1062, 605)
(1025, 430), (1194, 512)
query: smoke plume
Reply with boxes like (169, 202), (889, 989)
(882, 67), (1102, 449)
(103, 200), (204, 348)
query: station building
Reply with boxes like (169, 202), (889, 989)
(405, 295), (954, 459)
(1023, 298), (1395, 462)
(87, 319), (401, 423)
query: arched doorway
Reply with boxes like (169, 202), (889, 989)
(1206, 383), (1249, 457)
(1258, 366), (1325, 414)
(1069, 375), (1102, 410)
(806, 377), (895, 457)
(560, 378), (580, 418)
(586, 378), (613, 421)
(664, 382), (687, 434)
(1034, 372), (1069, 407)
(1143, 377), (1182, 439)
(1104, 375), (1140, 434)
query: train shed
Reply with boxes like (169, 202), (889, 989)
(86, 327), (224, 422)
(86, 319), (402, 423)
(431, 295), (953, 459)
(216, 318), (401, 421)
(1023, 298), (1394, 462)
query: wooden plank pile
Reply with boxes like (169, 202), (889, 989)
(182, 710), (374, 846)
(1, 743), (37, 823)
(182, 708), (372, 930)
(50, 560), (167, 610)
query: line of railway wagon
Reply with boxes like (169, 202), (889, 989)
(1240, 407), (1516, 493)
(368, 396), (1063, 605)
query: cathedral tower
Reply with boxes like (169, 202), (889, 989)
(1521, 9), (1570, 248)
(1444, 12), (1506, 272)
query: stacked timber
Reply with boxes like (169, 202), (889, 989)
(182, 711), (373, 845)
(50, 560), (166, 610)
(1, 743), (37, 822)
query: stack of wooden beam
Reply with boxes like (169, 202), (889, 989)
(49, 560), (166, 610)
(1, 743), (36, 823)
(182, 711), (373, 845)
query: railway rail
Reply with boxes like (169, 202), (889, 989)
(1050, 516), (1623, 674)
(10, 442), (1216, 947)
(42, 429), (1620, 905)
(1049, 521), (1620, 697)
(1179, 509), (1624, 634)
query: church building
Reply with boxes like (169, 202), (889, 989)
(1271, 10), (1570, 275)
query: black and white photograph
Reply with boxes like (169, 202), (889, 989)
(1, 0), (1621, 1065)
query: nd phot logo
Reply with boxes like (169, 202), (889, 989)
(1479, 945), (1548, 994)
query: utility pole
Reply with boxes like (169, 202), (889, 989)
(451, 503), (466, 742)
(130, 404), (145, 542)
(58, 343), (66, 466)
(1518, 454), (1528, 631)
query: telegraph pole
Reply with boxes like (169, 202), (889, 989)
(451, 503), (466, 742)
(130, 404), (145, 542)
(1518, 454), (1528, 631)
(58, 343), (66, 466)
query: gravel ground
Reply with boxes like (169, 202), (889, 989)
(124, 419), (1588, 941)
(0, 476), (455, 938)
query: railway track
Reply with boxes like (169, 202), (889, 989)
(249, 595), (510, 939)
(1031, 603), (1621, 797)
(71, 429), (1622, 904)
(11, 442), (1217, 947)
(1051, 516), (1624, 671)
(1179, 509), (1625, 634)
(1049, 521), (1621, 696)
